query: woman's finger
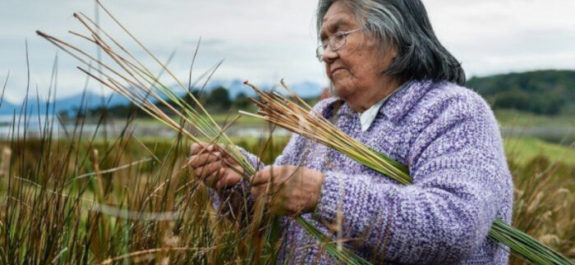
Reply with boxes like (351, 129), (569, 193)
(204, 170), (221, 189)
(251, 166), (278, 186)
(216, 168), (240, 189)
(194, 159), (223, 179)
(251, 180), (285, 199)
(251, 184), (267, 198)
(188, 152), (221, 168)
(190, 142), (210, 153)
(190, 143), (219, 156)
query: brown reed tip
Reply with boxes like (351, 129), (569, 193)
(243, 80), (260, 91)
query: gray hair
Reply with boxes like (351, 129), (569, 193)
(317, 0), (465, 85)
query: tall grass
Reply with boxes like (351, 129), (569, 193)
(0, 125), (289, 264)
(1, 126), (574, 264)
(509, 155), (575, 264)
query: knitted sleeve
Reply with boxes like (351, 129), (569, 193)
(209, 146), (262, 223)
(314, 91), (510, 264)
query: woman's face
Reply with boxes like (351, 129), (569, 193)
(320, 1), (397, 111)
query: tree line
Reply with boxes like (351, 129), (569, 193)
(82, 86), (253, 119)
(79, 70), (575, 119)
(467, 70), (575, 115)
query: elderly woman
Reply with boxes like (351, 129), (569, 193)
(189, 0), (513, 264)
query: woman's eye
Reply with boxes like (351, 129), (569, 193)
(334, 33), (345, 42)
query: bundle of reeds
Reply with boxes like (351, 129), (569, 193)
(36, 16), (253, 177)
(241, 80), (575, 265)
(37, 1), (370, 264)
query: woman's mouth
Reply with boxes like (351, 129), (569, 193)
(330, 67), (344, 75)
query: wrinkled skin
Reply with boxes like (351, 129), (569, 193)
(188, 143), (243, 190)
(250, 165), (324, 216)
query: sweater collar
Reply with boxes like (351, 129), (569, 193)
(357, 80), (411, 131)
(335, 79), (435, 123)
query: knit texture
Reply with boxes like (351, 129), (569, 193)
(222, 80), (513, 264)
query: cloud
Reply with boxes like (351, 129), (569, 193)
(1, 0), (574, 102)
(426, 0), (575, 76)
(0, 0), (324, 102)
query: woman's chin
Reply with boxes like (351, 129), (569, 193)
(332, 83), (352, 99)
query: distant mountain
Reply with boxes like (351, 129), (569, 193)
(204, 79), (324, 99)
(0, 91), (130, 116)
(0, 99), (18, 115)
(287, 81), (324, 98)
(467, 70), (575, 115)
(0, 79), (326, 116)
(52, 92), (130, 114)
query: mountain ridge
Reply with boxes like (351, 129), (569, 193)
(0, 79), (324, 115)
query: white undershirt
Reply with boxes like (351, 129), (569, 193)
(358, 81), (410, 132)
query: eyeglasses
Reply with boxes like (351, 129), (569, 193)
(316, 28), (363, 62)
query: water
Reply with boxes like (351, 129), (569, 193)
(1, 115), (571, 146)
(0, 114), (63, 138)
(0, 115), (290, 139)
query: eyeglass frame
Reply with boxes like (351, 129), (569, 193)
(315, 28), (363, 62)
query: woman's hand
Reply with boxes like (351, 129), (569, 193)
(188, 143), (243, 190)
(251, 166), (324, 216)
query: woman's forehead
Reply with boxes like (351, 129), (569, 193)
(320, 4), (359, 37)
(321, 18), (353, 32)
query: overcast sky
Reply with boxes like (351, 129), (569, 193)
(1, 0), (575, 103)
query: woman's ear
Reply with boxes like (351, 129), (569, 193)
(388, 44), (399, 60)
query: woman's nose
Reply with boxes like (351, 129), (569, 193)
(322, 46), (338, 62)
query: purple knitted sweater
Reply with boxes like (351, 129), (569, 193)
(224, 80), (513, 264)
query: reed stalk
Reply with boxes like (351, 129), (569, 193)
(0, 147), (11, 178)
